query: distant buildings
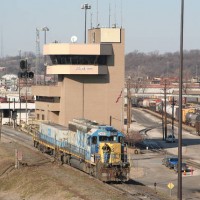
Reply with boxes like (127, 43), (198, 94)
(0, 74), (35, 125)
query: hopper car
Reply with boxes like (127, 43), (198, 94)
(33, 118), (130, 182)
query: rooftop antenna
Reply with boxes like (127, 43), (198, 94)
(90, 12), (93, 29)
(109, 3), (111, 28)
(114, 0), (117, 27)
(1, 29), (4, 58)
(120, 0), (123, 28)
(96, 0), (99, 27)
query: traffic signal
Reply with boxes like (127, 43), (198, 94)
(20, 59), (27, 70)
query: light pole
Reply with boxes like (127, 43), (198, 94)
(81, 3), (91, 43)
(41, 26), (49, 84)
(178, 0), (184, 199)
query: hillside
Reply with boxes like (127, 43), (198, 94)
(0, 52), (44, 77)
(125, 49), (200, 79)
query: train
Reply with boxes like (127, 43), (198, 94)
(33, 118), (130, 182)
(134, 97), (200, 135)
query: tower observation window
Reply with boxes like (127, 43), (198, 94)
(50, 55), (107, 65)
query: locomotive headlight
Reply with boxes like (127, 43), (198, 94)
(122, 162), (130, 168)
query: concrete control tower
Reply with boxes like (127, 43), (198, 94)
(32, 27), (125, 130)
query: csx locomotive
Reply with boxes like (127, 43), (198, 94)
(33, 118), (130, 182)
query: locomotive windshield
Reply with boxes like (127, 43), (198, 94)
(99, 136), (118, 142)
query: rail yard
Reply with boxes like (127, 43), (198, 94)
(0, 120), (175, 200)
(0, 107), (200, 199)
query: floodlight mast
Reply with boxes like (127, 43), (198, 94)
(41, 26), (49, 84)
(81, 3), (91, 43)
(178, 0), (184, 199)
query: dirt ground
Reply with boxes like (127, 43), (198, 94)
(0, 136), (141, 200)
(0, 135), (173, 200)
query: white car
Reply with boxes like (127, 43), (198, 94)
(166, 134), (176, 143)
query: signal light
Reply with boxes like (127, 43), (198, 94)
(28, 71), (34, 78)
(20, 59), (27, 70)
(18, 71), (34, 78)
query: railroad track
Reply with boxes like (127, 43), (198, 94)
(138, 127), (166, 154)
(2, 126), (32, 146)
(0, 164), (15, 177)
(186, 160), (200, 170)
(109, 180), (170, 200)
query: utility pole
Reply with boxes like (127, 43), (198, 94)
(127, 77), (131, 133)
(25, 62), (28, 125)
(178, 1), (184, 199)
(13, 99), (15, 128)
(161, 101), (164, 140)
(0, 111), (2, 142)
(9, 98), (10, 125)
(164, 80), (168, 140)
(18, 51), (21, 127)
(171, 97), (175, 137)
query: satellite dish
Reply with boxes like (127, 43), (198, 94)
(71, 36), (78, 43)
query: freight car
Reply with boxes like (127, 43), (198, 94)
(33, 118), (130, 182)
(195, 121), (200, 135)
(185, 112), (200, 126)
(141, 98), (161, 112)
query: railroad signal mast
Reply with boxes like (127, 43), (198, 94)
(126, 76), (132, 133)
(18, 59), (34, 125)
(19, 59), (34, 78)
(161, 79), (169, 140)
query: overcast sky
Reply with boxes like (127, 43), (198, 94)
(0, 0), (200, 57)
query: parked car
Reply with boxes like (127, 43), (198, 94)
(166, 157), (178, 169)
(174, 162), (189, 173)
(166, 134), (176, 143)
(162, 156), (174, 166)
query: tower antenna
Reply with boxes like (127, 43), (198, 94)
(120, 0), (123, 28)
(96, 0), (99, 27)
(90, 12), (93, 29)
(109, 3), (111, 28)
(114, 0), (117, 27)
(1, 29), (4, 58)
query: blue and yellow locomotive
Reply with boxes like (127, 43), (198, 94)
(33, 118), (130, 182)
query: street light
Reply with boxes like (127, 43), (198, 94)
(81, 3), (91, 43)
(41, 26), (49, 84)
(42, 26), (49, 44)
(178, 0), (184, 199)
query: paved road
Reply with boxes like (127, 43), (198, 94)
(130, 108), (200, 200)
